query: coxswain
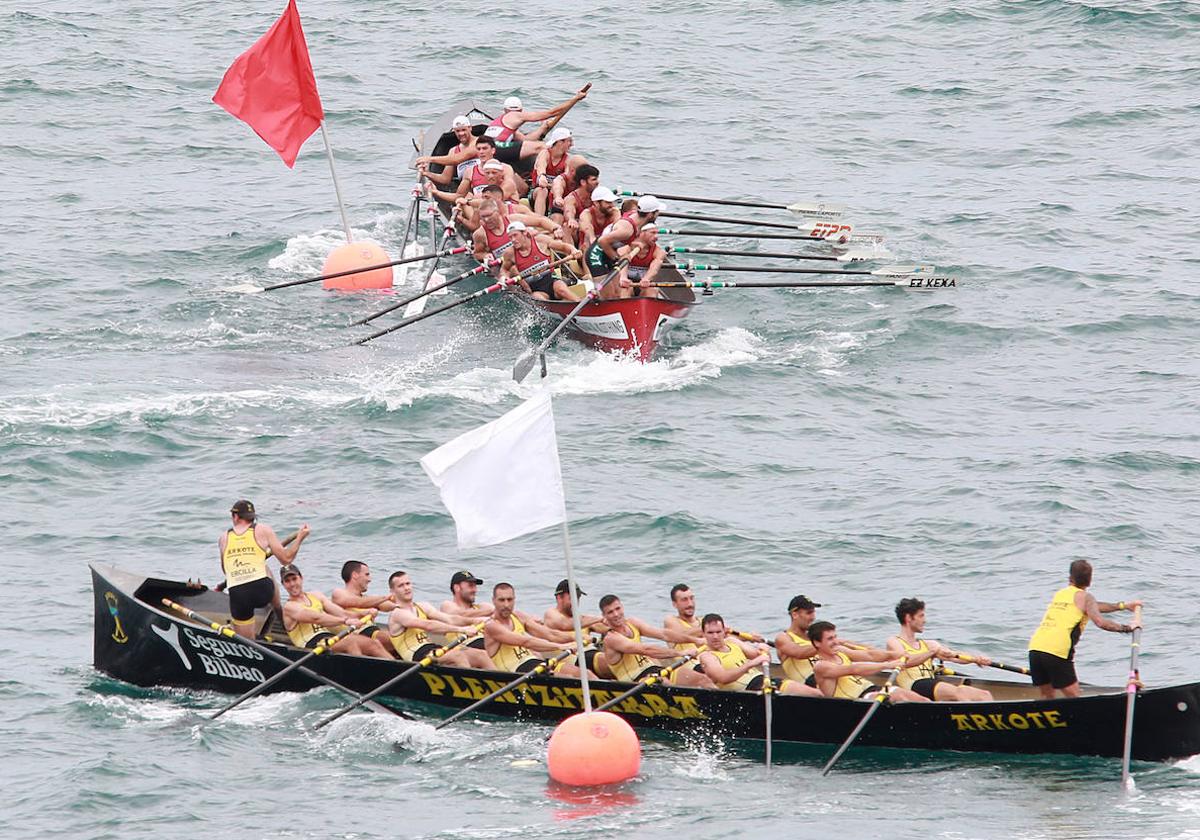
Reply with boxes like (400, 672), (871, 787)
(530, 127), (587, 216)
(500, 221), (580, 300)
(386, 571), (494, 669)
(578, 186), (621, 249)
(560, 164), (600, 237)
(885, 598), (993, 701)
(598, 594), (714, 688)
(330, 560), (398, 656)
(625, 226), (668, 299)
(438, 570), (493, 653)
(484, 87), (589, 165)
(218, 499), (309, 639)
(415, 115), (478, 187)
(810, 621), (928, 702)
(279, 565), (393, 658)
(697, 613), (820, 695)
(1028, 560), (1141, 698)
(485, 583), (593, 677)
(543, 579), (611, 677)
(590, 194), (665, 299)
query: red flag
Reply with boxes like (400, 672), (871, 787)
(213, 0), (324, 168)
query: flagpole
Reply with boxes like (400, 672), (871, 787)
(560, 520), (592, 712)
(319, 120), (354, 242)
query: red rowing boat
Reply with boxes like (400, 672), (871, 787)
(412, 100), (698, 362)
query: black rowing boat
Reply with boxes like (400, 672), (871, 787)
(92, 562), (1200, 762)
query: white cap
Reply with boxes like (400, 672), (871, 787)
(503, 96), (523, 111)
(451, 115), (471, 129)
(591, 186), (616, 203)
(506, 220), (528, 233)
(482, 159), (505, 171)
(545, 126), (572, 145)
(637, 194), (667, 214)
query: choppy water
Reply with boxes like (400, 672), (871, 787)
(3, 0), (1200, 838)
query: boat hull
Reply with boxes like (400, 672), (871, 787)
(92, 563), (1200, 762)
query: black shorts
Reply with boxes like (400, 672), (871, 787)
(746, 674), (766, 692)
(910, 677), (941, 700)
(359, 623), (382, 639)
(516, 658), (543, 674)
(1029, 650), (1077, 689)
(804, 675), (817, 688)
(634, 665), (661, 681)
(585, 241), (615, 277)
(464, 636), (486, 650)
(584, 648), (599, 673)
(228, 577), (275, 622)
(412, 643), (440, 663)
(859, 685), (879, 699)
(305, 632), (335, 650)
(494, 142), (522, 165)
(527, 272), (556, 296)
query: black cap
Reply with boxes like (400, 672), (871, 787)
(788, 595), (821, 612)
(230, 499), (256, 520)
(280, 564), (302, 580)
(450, 570), (483, 590)
(554, 578), (585, 597)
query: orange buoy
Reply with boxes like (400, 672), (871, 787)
(546, 711), (640, 786)
(321, 240), (393, 291)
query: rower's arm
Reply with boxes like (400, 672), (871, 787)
(260, 523), (307, 564)
(815, 658), (898, 679)
(418, 147), (475, 167)
(283, 600), (346, 629)
(331, 591), (392, 610)
(885, 637), (936, 668)
(699, 650), (763, 685)
(521, 89), (587, 123)
(775, 633), (817, 660)
(1082, 592), (1137, 632)
(417, 163), (454, 187)
(639, 246), (666, 283)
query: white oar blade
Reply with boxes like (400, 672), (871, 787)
(870, 264), (930, 277)
(222, 283), (266, 294)
(404, 270), (447, 317)
(835, 248), (892, 263)
(787, 201), (846, 219)
(898, 275), (959, 288)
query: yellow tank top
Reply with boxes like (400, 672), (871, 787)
(894, 637), (938, 689)
(780, 630), (817, 683)
(1029, 585), (1087, 658)
(708, 643), (757, 691)
(287, 593), (341, 647)
(832, 651), (874, 699)
(390, 604), (431, 661)
(222, 526), (268, 587)
(608, 624), (653, 682)
(672, 616), (700, 651)
(491, 614), (540, 672)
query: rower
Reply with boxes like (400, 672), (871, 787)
(625, 226), (667, 299)
(218, 500), (309, 639)
(484, 583), (592, 677)
(439, 569), (493, 653)
(560, 164), (600, 238)
(663, 583), (703, 651)
(598, 594), (714, 688)
(697, 613), (819, 695)
(471, 200), (562, 265)
(1028, 560), (1141, 699)
(774, 594), (823, 689)
(386, 571), (493, 669)
(484, 86), (589, 166)
(415, 115), (478, 187)
(590, 194), (665, 300)
(530, 127), (587, 216)
(578, 186), (621, 249)
(810, 621), (928, 702)
(885, 598), (993, 701)
(425, 136), (522, 209)
(500, 220), (580, 300)
(543, 579), (611, 677)
(279, 565), (393, 658)
(331, 560), (399, 656)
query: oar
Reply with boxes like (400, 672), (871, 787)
(535, 82), (592, 137)
(162, 599), (404, 718)
(656, 227), (883, 245)
(351, 260), (493, 326)
(941, 652), (1030, 676)
(643, 277), (955, 291)
(434, 647), (579, 730)
(660, 210), (843, 231)
(311, 627), (484, 731)
(617, 188), (845, 218)
(733, 630), (776, 649)
(1121, 605), (1144, 790)
(821, 669), (899, 776)
(230, 249), (465, 295)
(667, 262), (932, 278)
(511, 253), (636, 382)
(403, 210), (462, 317)
(208, 623), (363, 721)
(762, 658), (774, 768)
(666, 244), (881, 264)
(595, 652), (700, 712)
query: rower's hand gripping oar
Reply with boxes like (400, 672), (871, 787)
(229, 249), (466, 295)
(1121, 604), (1144, 790)
(821, 669), (900, 776)
(207, 621), (366, 721)
(512, 252), (638, 383)
(594, 651), (700, 712)
(311, 625), (485, 731)
(939, 652), (1029, 676)
(161, 599), (407, 719)
(434, 646), (582, 730)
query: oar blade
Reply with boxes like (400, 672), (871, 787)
(223, 282), (266, 295)
(513, 349), (538, 383)
(787, 201), (847, 219)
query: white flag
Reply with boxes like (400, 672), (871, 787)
(420, 390), (567, 549)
